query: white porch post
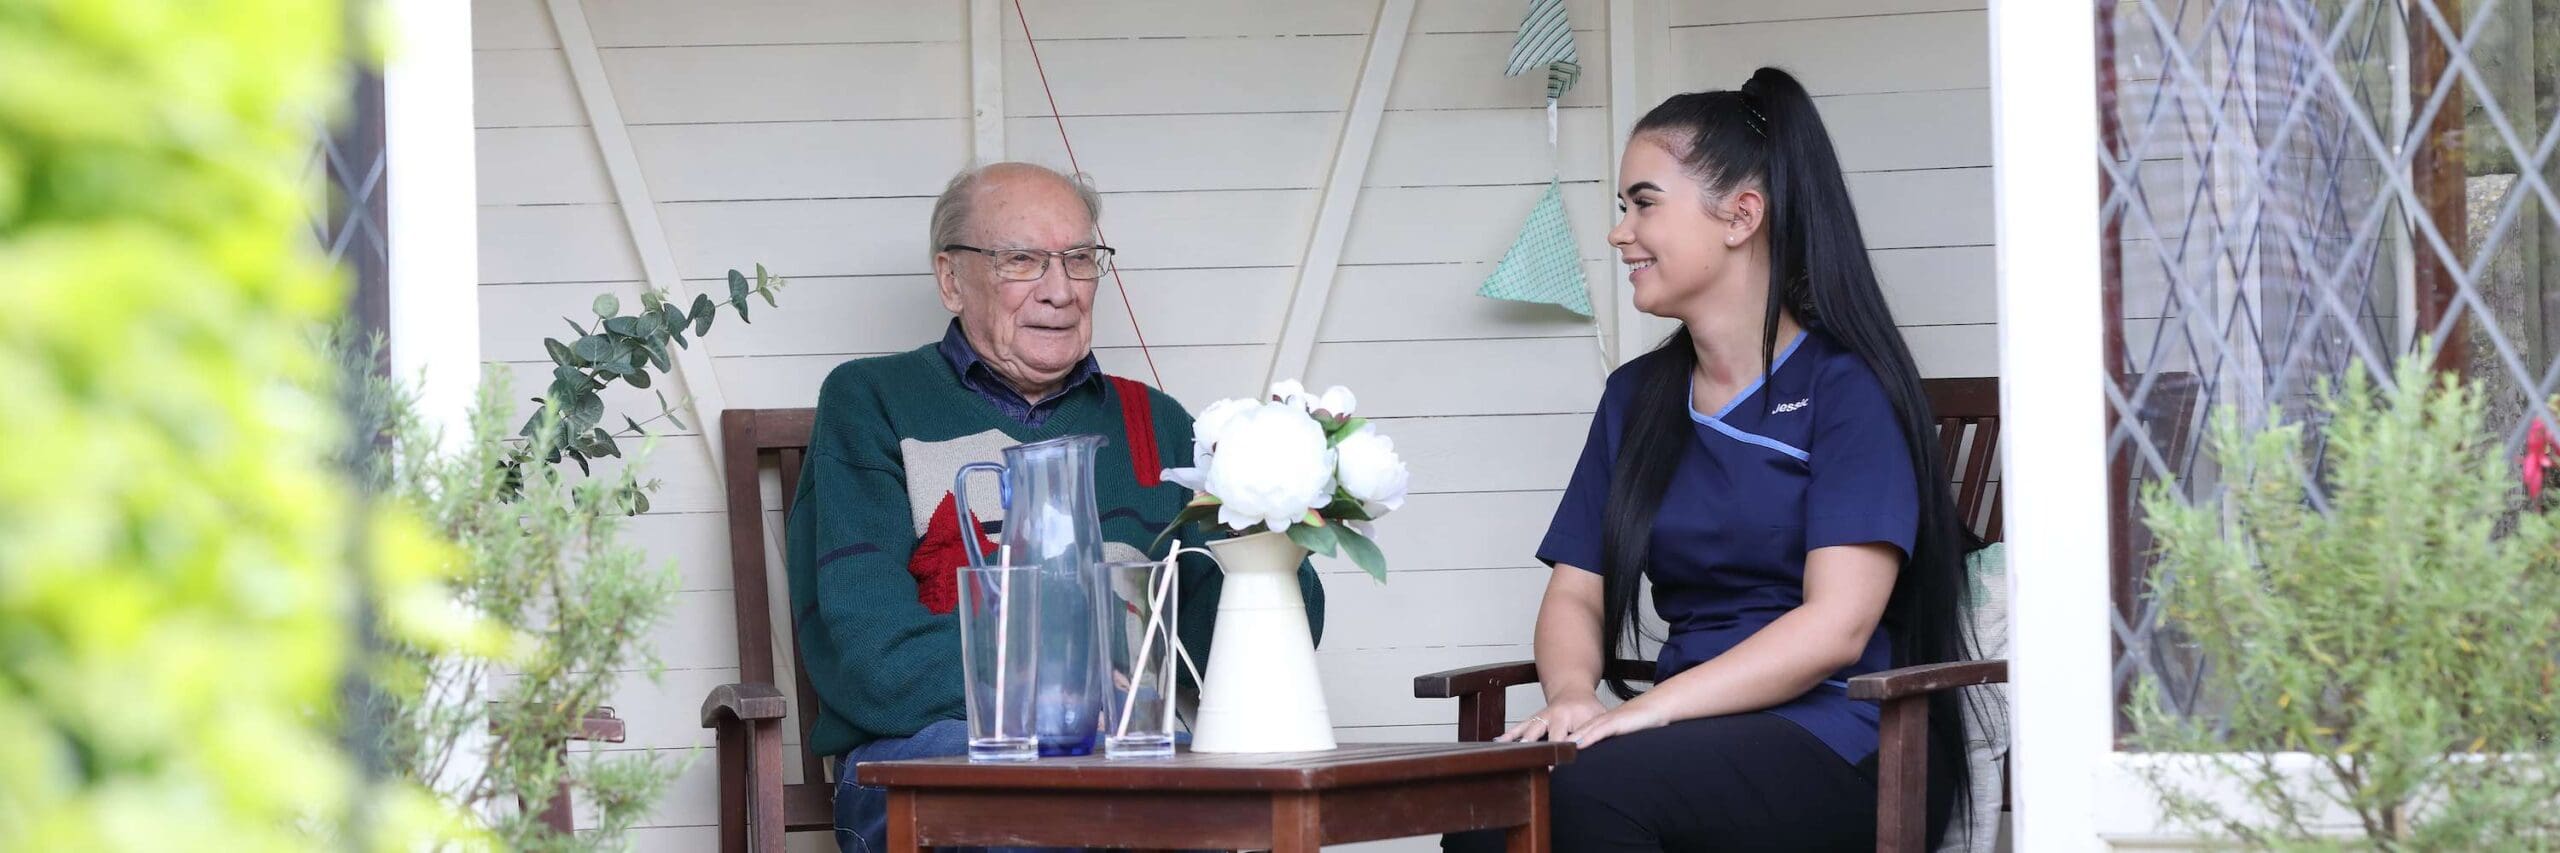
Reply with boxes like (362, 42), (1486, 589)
(381, 0), (485, 809)
(384, 0), (481, 445)
(1988, 0), (2111, 850)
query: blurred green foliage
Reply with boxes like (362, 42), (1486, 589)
(0, 1), (481, 848)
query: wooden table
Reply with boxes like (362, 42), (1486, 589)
(854, 742), (1575, 852)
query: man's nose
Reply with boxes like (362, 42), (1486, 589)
(1031, 262), (1076, 305)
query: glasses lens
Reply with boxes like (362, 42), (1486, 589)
(993, 250), (1046, 280)
(1062, 248), (1111, 280)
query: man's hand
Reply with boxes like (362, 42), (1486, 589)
(1495, 691), (1608, 743)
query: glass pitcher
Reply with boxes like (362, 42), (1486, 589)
(954, 434), (1110, 757)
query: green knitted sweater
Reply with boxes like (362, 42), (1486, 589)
(784, 344), (1327, 757)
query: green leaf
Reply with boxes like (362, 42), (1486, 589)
(567, 392), (605, 432)
(1328, 417), (1370, 447)
(728, 269), (750, 303)
(572, 334), (612, 365)
(631, 489), (651, 515)
(624, 415), (648, 435)
(543, 337), (577, 367)
(1320, 495), (1372, 521)
(1286, 521), (1341, 558)
(656, 391), (687, 431)
(592, 293), (620, 317)
(626, 368), (652, 389)
(643, 339), (672, 372)
(1149, 501), (1224, 552)
(1335, 525), (1388, 583)
(603, 316), (642, 338)
(692, 294), (716, 335)
(734, 296), (752, 323)
(662, 304), (686, 333)
(565, 317), (590, 337)
(590, 428), (621, 458)
(570, 451), (591, 476)
(518, 410), (546, 439)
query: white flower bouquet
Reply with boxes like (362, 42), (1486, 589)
(1160, 380), (1409, 581)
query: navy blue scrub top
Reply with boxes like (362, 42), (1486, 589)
(1538, 330), (1919, 766)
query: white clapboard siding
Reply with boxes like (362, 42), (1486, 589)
(1307, 338), (1605, 418)
(474, 0), (557, 50)
(1877, 246), (1998, 327)
(584, 0), (960, 47)
(658, 197), (937, 279)
(1353, 491), (1562, 571)
(1671, 0), (1983, 27)
(1847, 168), (1995, 249)
(1006, 0), (1375, 38)
(479, 279), (658, 361)
(1340, 183), (1615, 266)
(1319, 262), (1612, 343)
(602, 43), (970, 126)
(1413, 0), (1604, 33)
(1372, 415), (1590, 494)
(473, 48), (583, 128)
(1367, 108), (1614, 187)
(476, 126), (615, 206)
(1314, 566), (1548, 651)
(629, 119), (971, 202)
(1821, 89), (1992, 173)
(1387, 32), (1609, 111)
(619, 511), (739, 592)
(1324, 644), (1539, 727)
(1905, 324), (2000, 378)
(1003, 36), (1368, 117)
(1665, 11), (1989, 96)
(480, 204), (644, 283)
(1006, 114), (1339, 192)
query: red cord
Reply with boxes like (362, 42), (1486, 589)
(1013, 0), (1164, 390)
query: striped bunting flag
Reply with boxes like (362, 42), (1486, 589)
(1505, 0), (1581, 100)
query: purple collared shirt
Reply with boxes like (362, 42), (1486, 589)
(936, 320), (1103, 428)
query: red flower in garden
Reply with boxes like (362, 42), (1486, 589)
(2526, 419), (2558, 503)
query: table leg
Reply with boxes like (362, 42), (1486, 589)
(1505, 772), (1549, 853)
(887, 789), (920, 853)
(1271, 792), (1320, 853)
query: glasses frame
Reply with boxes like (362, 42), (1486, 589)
(941, 243), (1117, 282)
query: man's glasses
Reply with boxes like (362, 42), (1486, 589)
(941, 244), (1116, 281)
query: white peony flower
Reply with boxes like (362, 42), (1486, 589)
(1314, 385), (1358, 420)
(1266, 379), (1316, 413)
(1331, 425), (1409, 517)
(1189, 397), (1260, 457)
(1203, 401), (1336, 533)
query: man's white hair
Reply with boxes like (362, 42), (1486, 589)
(927, 162), (1103, 266)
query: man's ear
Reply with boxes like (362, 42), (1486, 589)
(934, 252), (966, 314)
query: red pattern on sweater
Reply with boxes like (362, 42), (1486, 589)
(907, 492), (998, 615)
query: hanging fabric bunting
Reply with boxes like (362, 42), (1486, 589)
(1478, 179), (1593, 317)
(1504, 0), (1581, 102)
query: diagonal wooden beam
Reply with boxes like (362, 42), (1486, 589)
(1262, 0), (1416, 391)
(545, 0), (733, 466)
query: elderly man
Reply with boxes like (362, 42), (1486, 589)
(784, 162), (1325, 853)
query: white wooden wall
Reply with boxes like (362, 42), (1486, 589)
(469, 1), (1991, 849)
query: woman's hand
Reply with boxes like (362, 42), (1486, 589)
(1567, 698), (1669, 748)
(1496, 691), (1609, 742)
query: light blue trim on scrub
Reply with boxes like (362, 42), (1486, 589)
(1708, 331), (1811, 419)
(1687, 331), (1812, 461)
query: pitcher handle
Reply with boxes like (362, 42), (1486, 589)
(953, 462), (1008, 568)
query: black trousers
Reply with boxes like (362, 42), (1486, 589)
(1445, 712), (1877, 853)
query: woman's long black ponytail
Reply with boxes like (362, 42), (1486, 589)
(1596, 67), (1975, 848)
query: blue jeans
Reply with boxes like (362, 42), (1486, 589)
(835, 719), (1074, 853)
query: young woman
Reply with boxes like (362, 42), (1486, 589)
(1467, 68), (1972, 852)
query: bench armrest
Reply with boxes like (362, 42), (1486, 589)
(1845, 659), (2008, 702)
(700, 681), (789, 728)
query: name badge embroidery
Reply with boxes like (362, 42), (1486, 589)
(1771, 398), (1811, 414)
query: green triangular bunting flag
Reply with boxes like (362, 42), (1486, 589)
(1505, 0), (1581, 100)
(1479, 180), (1592, 317)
